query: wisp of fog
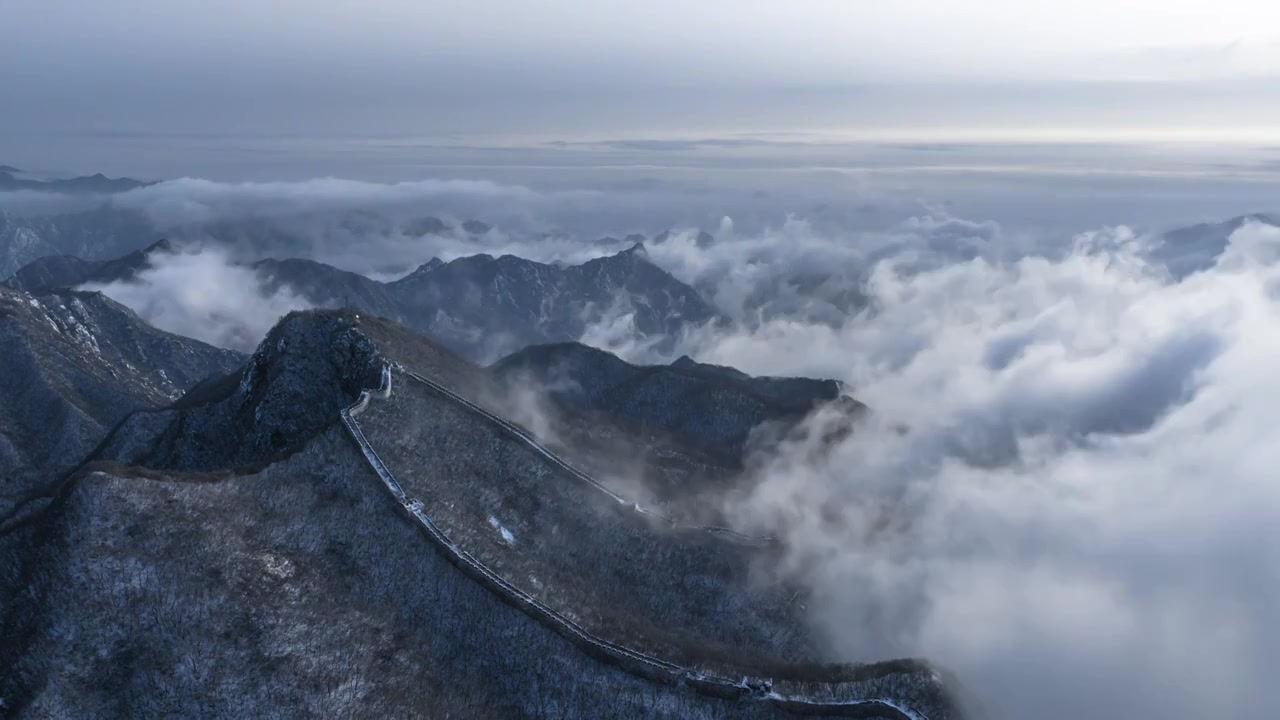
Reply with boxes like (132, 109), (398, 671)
(82, 246), (314, 352)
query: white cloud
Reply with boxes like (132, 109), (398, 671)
(663, 222), (1280, 719)
(82, 247), (313, 352)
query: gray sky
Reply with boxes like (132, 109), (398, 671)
(2, 0), (1279, 145)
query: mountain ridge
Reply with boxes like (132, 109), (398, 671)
(7, 242), (724, 362)
(0, 306), (969, 719)
(0, 285), (243, 512)
(0, 170), (152, 194)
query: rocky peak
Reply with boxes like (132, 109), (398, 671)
(231, 311), (384, 451)
(105, 310), (387, 473)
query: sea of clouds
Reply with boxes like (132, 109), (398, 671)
(39, 173), (1280, 719)
(676, 222), (1280, 720)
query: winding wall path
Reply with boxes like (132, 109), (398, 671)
(341, 362), (943, 720)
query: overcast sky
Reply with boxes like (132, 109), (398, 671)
(2, 0), (1278, 145)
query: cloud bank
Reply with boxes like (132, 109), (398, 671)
(660, 222), (1280, 720)
(83, 247), (313, 352)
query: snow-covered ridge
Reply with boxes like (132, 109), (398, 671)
(341, 362), (948, 719)
(401, 364), (777, 546)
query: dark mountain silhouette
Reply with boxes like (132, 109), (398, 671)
(7, 242), (723, 362)
(492, 342), (860, 458)
(4, 238), (175, 292)
(1154, 213), (1280, 279)
(0, 170), (152, 194)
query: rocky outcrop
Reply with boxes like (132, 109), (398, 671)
(99, 310), (382, 472)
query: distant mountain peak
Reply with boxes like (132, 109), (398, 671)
(1156, 212), (1280, 280)
(402, 257), (446, 278)
(0, 170), (151, 194)
(144, 237), (174, 254)
(10, 233), (720, 362)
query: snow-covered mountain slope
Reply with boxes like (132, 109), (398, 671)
(0, 206), (160, 279)
(0, 309), (970, 719)
(0, 286), (242, 506)
(8, 241), (723, 362)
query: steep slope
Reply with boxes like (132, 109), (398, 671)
(0, 310), (969, 719)
(96, 312), (736, 515)
(363, 316), (749, 519)
(491, 342), (859, 457)
(0, 429), (802, 719)
(96, 311), (384, 474)
(350, 367), (958, 717)
(251, 258), (406, 323)
(3, 238), (174, 292)
(0, 206), (160, 278)
(0, 287), (243, 506)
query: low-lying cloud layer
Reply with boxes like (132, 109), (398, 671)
(661, 222), (1280, 720)
(46, 170), (1280, 718)
(83, 247), (313, 352)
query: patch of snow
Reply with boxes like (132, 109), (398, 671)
(488, 515), (516, 545)
(237, 357), (260, 398)
(762, 692), (927, 720)
(260, 553), (295, 580)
